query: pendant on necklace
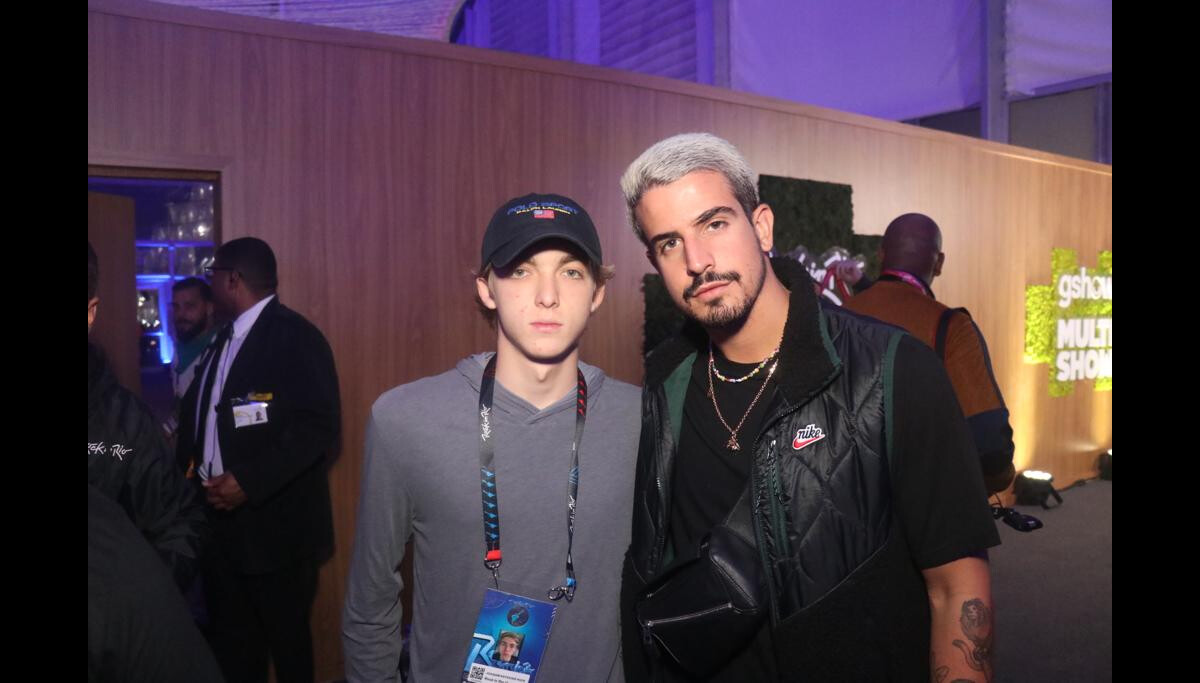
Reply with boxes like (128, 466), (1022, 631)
(726, 436), (740, 451)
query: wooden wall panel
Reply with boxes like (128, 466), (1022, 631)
(89, 1), (1112, 678)
(88, 192), (140, 393)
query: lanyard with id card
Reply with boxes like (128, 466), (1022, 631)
(460, 356), (586, 683)
(231, 395), (270, 428)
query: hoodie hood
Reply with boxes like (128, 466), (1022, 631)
(455, 352), (608, 424)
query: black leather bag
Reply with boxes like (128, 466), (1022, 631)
(635, 490), (767, 677)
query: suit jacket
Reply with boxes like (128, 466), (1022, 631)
(179, 297), (340, 575)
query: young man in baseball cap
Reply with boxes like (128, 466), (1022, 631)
(343, 194), (640, 682)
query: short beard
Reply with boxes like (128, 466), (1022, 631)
(681, 261), (766, 331)
(697, 300), (750, 329)
(175, 320), (208, 344)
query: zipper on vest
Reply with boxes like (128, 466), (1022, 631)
(748, 401), (805, 622)
(642, 601), (736, 634)
(650, 391), (669, 572)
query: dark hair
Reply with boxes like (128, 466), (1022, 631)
(88, 242), (99, 301)
(215, 237), (278, 294)
(473, 260), (615, 327)
(172, 277), (213, 301)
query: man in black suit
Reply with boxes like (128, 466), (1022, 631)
(179, 237), (341, 683)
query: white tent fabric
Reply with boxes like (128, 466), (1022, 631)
(154, 0), (461, 40)
(154, 0), (1112, 121)
(1006, 0), (1112, 95)
(730, 0), (982, 120)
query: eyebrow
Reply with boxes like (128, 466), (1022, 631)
(692, 206), (736, 227)
(648, 230), (683, 249)
(512, 253), (586, 268)
(648, 206), (736, 248)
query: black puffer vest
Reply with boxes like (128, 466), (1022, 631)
(625, 259), (927, 681)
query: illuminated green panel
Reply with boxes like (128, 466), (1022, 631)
(1024, 249), (1112, 397)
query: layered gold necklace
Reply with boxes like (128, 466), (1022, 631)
(707, 343), (780, 451)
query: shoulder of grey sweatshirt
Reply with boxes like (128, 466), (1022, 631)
(343, 352), (641, 683)
(361, 352), (637, 458)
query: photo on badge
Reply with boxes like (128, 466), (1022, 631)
(462, 589), (557, 683)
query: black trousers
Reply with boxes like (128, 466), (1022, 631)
(203, 548), (320, 683)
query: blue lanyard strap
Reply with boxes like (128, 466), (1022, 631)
(478, 355), (587, 602)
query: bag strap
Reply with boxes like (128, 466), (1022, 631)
(934, 307), (970, 360)
(722, 486), (756, 546)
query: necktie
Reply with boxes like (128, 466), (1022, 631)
(193, 324), (232, 473)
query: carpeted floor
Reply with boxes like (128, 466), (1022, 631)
(331, 480), (1113, 682)
(991, 478), (1112, 682)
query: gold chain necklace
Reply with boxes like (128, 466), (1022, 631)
(710, 343), (781, 383)
(708, 348), (779, 451)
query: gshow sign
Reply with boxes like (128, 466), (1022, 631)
(1024, 249), (1112, 397)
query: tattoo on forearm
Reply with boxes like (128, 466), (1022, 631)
(951, 598), (993, 682)
(934, 665), (949, 683)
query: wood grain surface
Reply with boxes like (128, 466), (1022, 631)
(89, 1), (1112, 678)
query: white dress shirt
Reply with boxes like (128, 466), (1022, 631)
(195, 294), (275, 480)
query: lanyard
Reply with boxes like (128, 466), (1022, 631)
(478, 355), (587, 602)
(881, 269), (934, 298)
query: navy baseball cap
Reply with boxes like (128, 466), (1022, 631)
(480, 193), (603, 270)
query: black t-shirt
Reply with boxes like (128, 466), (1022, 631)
(889, 335), (1002, 571)
(670, 346), (778, 560)
(668, 346), (781, 682)
(664, 335), (1000, 680)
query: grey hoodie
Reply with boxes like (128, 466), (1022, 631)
(344, 353), (640, 682)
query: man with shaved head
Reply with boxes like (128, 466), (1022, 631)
(846, 213), (1015, 494)
(880, 212), (945, 283)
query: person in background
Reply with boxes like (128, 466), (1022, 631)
(178, 237), (341, 683)
(164, 277), (219, 443)
(88, 241), (207, 591)
(843, 213), (1016, 494)
(171, 277), (218, 400)
(89, 485), (223, 683)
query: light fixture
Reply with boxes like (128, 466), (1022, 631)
(1014, 470), (1063, 508)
